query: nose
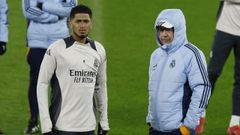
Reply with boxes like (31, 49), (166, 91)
(162, 30), (168, 36)
(78, 21), (86, 27)
(79, 22), (85, 28)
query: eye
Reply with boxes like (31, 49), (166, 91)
(159, 27), (165, 31)
(75, 20), (81, 23)
(156, 26), (166, 31)
(84, 20), (90, 23)
(157, 27), (173, 32)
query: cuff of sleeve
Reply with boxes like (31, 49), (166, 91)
(40, 118), (53, 133)
(146, 114), (152, 123)
(100, 121), (110, 131)
(183, 117), (197, 130)
(184, 109), (204, 130)
(0, 30), (8, 42)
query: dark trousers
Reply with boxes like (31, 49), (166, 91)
(27, 48), (47, 122)
(149, 127), (182, 135)
(149, 127), (195, 135)
(55, 130), (95, 135)
(208, 30), (240, 115)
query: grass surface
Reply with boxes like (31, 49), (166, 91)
(0, 0), (234, 134)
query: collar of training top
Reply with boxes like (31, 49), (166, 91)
(64, 36), (90, 48)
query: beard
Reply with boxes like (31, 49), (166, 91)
(79, 35), (86, 39)
(74, 31), (88, 39)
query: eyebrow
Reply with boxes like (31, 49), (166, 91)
(157, 27), (173, 31)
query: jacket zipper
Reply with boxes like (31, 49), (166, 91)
(154, 51), (169, 128)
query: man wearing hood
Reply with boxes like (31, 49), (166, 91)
(146, 9), (211, 135)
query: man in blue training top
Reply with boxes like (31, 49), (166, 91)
(0, 0), (8, 55)
(0, 0), (8, 134)
(0, 0), (8, 135)
(146, 9), (211, 135)
(22, 0), (77, 134)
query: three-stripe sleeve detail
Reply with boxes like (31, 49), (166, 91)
(185, 44), (211, 109)
(61, 0), (76, 7)
(24, 0), (43, 16)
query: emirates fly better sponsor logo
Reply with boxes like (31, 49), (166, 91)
(70, 69), (97, 83)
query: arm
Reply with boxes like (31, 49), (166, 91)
(183, 50), (211, 130)
(37, 47), (56, 133)
(0, 0), (8, 43)
(224, 0), (240, 3)
(146, 54), (155, 124)
(94, 55), (110, 131)
(146, 104), (153, 124)
(146, 81), (154, 126)
(42, 0), (77, 17)
(22, 0), (58, 23)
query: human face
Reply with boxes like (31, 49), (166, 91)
(158, 27), (174, 45)
(69, 13), (92, 42)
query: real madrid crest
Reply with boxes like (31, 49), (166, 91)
(94, 59), (99, 69)
(169, 59), (176, 68)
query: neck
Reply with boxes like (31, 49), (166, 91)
(72, 34), (87, 44)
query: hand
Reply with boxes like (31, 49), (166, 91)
(0, 41), (7, 55)
(98, 123), (108, 135)
(42, 131), (54, 135)
(179, 125), (190, 135)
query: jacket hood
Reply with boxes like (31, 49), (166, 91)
(155, 9), (188, 53)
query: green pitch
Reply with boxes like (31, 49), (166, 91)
(0, 0), (234, 134)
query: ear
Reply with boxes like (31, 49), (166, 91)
(69, 20), (72, 29)
(90, 20), (93, 30)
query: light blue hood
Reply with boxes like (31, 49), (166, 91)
(155, 9), (188, 53)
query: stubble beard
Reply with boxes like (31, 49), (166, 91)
(74, 31), (88, 40)
(79, 35), (86, 39)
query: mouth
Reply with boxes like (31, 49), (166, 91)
(79, 30), (86, 33)
(79, 28), (86, 32)
(161, 38), (169, 41)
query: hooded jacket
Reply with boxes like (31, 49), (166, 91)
(22, 0), (77, 49)
(146, 9), (211, 131)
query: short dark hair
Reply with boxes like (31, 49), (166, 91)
(70, 4), (92, 19)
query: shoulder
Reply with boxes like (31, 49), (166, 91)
(49, 39), (65, 48)
(150, 47), (161, 60)
(93, 40), (106, 59)
(94, 40), (107, 63)
(182, 43), (206, 66)
(94, 41), (106, 53)
(47, 39), (66, 54)
(182, 43), (204, 57)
